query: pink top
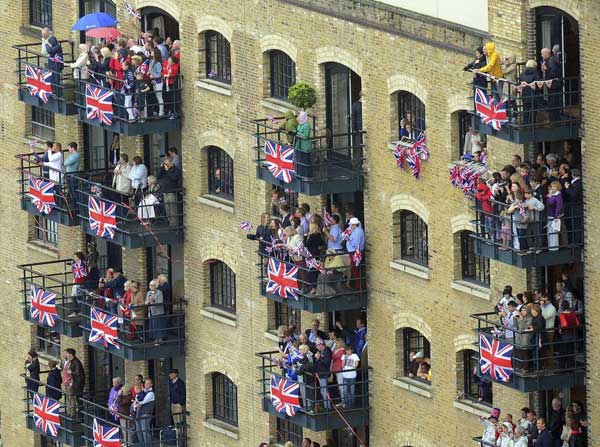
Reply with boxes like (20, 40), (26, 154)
(332, 347), (344, 372)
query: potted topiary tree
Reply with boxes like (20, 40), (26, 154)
(288, 82), (317, 111)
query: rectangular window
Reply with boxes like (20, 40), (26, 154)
(207, 147), (234, 200)
(461, 231), (490, 286)
(274, 302), (301, 331)
(209, 262), (236, 313)
(36, 327), (60, 358)
(400, 212), (428, 266)
(30, 0), (52, 28)
(211, 373), (238, 426)
(33, 216), (58, 246)
(205, 32), (231, 83)
(402, 328), (430, 378)
(398, 91), (426, 137)
(269, 51), (296, 101)
(31, 106), (55, 142)
(458, 110), (470, 157)
(276, 418), (303, 446)
(463, 350), (492, 405)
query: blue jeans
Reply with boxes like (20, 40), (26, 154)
(319, 377), (331, 409)
(343, 376), (356, 408)
(135, 416), (152, 447)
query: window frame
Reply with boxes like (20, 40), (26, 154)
(462, 349), (492, 405)
(207, 146), (234, 201)
(36, 326), (60, 358)
(205, 31), (232, 84)
(33, 216), (58, 246)
(31, 106), (56, 142)
(458, 110), (470, 157)
(269, 50), (296, 101)
(276, 418), (303, 446)
(402, 328), (431, 380)
(30, 0), (52, 28)
(209, 261), (236, 313)
(400, 211), (429, 266)
(460, 230), (490, 286)
(274, 301), (301, 331)
(211, 373), (238, 427)
(397, 91), (426, 138)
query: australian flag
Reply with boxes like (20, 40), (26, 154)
(270, 374), (301, 417)
(474, 87), (508, 131)
(25, 64), (53, 104)
(88, 196), (117, 239)
(89, 308), (120, 349)
(86, 84), (114, 126)
(263, 139), (295, 184)
(28, 175), (56, 214)
(479, 333), (513, 382)
(30, 285), (58, 328)
(266, 258), (299, 300)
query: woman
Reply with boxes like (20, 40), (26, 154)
(25, 350), (41, 395)
(296, 344), (313, 408)
(332, 338), (346, 404)
(256, 213), (271, 255)
(70, 43), (90, 79)
(162, 55), (180, 116)
(510, 426), (528, 447)
(295, 111), (313, 178)
(130, 282), (146, 341)
(507, 191), (527, 251)
(138, 175), (160, 221)
(145, 279), (165, 342)
(305, 222), (324, 294)
(285, 225), (304, 263)
(558, 301), (579, 370)
(128, 156), (148, 204)
(116, 385), (133, 439)
(112, 153), (132, 195)
(148, 50), (164, 116)
(107, 377), (123, 421)
(71, 251), (88, 298)
(546, 180), (563, 250)
(119, 281), (134, 340)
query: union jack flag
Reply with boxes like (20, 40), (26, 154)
(270, 374), (300, 417)
(449, 165), (461, 186)
(89, 308), (120, 349)
(72, 259), (87, 281)
(323, 208), (335, 226)
(93, 417), (120, 447)
(49, 54), (64, 65)
(263, 139), (295, 184)
(474, 88), (508, 131)
(406, 151), (422, 179)
(88, 196), (117, 239)
(266, 258), (299, 300)
(33, 394), (61, 437)
(351, 249), (362, 267)
(124, 1), (142, 20)
(239, 221), (253, 232)
(392, 144), (406, 168)
(25, 64), (53, 104)
(410, 133), (429, 160)
(86, 84), (114, 126)
(28, 175), (55, 214)
(479, 333), (513, 382)
(302, 247), (326, 274)
(341, 227), (351, 242)
(30, 285), (57, 328)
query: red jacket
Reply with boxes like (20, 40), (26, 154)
(162, 61), (179, 86)
(476, 183), (493, 214)
(109, 56), (124, 90)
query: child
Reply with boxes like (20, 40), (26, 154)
(499, 209), (512, 250)
(135, 72), (151, 121)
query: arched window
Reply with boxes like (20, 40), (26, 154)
(394, 211), (428, 266)
(459, 230), (490, 286)
(396, 328), (431, 382)
(209, 261), (236, 313)
(269, 50), (296, 100)
(205, 31), (231, 83)
(397, 91), (426, 139)
(211, 372), (238, 426)
(458, 349), (492, 405)
(207, 146), (234, 200)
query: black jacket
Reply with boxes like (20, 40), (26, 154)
(549, 408), (565, 439)
(70, 357), (85, 394)
(157, 165), (182, 193)
(169, 377), (186, 405)
(46, 368), (62, 401)
(313, 346), (332, 374)
(541, 56), (561, 82)
(26, 359), (40, 392)
(536, 428), (552, 447)
(564, 178), (583, 204)
(519, 67), (541, 99)
(158, 282), (172, 314)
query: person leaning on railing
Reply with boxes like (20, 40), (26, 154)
(294, 112), (314, 178)
(518, 60), (541, 125)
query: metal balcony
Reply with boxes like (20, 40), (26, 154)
(18, 259), (83, 338)
(470, 199), (583, 268)
(469, 77), (581, 144)
(23, 376), (83, 446)
(71, 175), (184, 249)
(258, 248), (367, 313)
(471, 312), (585, 392)
(252, 117), (365, 195)
(78, 292), (185, 361)
(80, 397), (186, 446)
(74, 74), (182, 136)
(13, 41), (78, 115)
(257, 351), (370, 431)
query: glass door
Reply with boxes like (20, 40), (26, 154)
(325, 63), (352, 155)
(88, 347), (124, 399)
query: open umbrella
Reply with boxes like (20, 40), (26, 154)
(72, 12), (117, 31)
(85, 27), (123, 39)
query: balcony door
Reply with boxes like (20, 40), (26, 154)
(88, 348), (124, 399)
(325, 63), (361, 155)
(84, 124), (115, 171)
(144, 131), (181, 175)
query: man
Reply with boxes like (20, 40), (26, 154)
(44, 142), (64, 183)
(305, 319), (326, 344)
(104, 269), (127, 302)
(41, 28), (63, 88)
(167, 147), (181, 169)
(313, 339), (332, 410)
(127, 37), (145, 54)
(168, 369), (185, 432)
(33, 141), (53, 177)
(295, 207), (309, 236)
(496, 286), (514, 312)
(522, 188), (545, 252)
(157, 274), (172, 314)
(154, 36), (169, 61)
(64, 349), (85, 417)
(564, 168), (583, 245)
(46, 360), (62, 401)
(511, 154), (522, 169)
(302, 439), (312, 447)
(346, 217), (365, 289)
(279, 203), (292, 228)
(354, 319), (367, 357)
(64, 142), (81, 199)
(157, 157), (182, 227)
(536, 418), (552, 447)
(134, 379), (155, 447)
(525, 410), (538, 446)
(351, 91), (363, 166)
(540, 47), (562, 121)
(324, 214), (343, 252)
(548, 398), (565, 446)
(514, 306), (533, 372)
(408, 351), (422, 377)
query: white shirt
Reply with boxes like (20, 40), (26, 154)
(341, 353), (360, 379)
(128, 164), (148, 189)
(112, 162), (132, 194)
(542, 302), (557, 329)
(44, 151), (64, 183)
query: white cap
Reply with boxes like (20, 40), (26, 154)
(349, 217), (361, 226)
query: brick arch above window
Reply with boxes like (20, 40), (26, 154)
(528, 1), (581, 22)
(390, 194), (430, 225)
(393, 312), (432, 341)
(260, 35), (298, 62)
(453, 333), (478, 353)
(451, 214), (476, 234)
(197, 130), (236, 160)
(201, 365), (241, 387)
(201, 254), (237, 276)
(387, 74), (428, 105)
(136, 0), (180, 22)
(447, 92), (473, 116)
(315, 46), (362, 76)
(196, 15), (233, 42)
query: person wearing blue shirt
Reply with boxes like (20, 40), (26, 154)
(346, 217), (365, 289)
(134, 379), (155, 447)
(324, 214), (343, 251)
(104, 269), (127, 312)
(354, 319), (367, 357)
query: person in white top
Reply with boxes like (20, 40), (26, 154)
(44, 142), (64, 183)
(509, 426), (528, 447)
(112, 153), (132, 194)
(480, 416), (499, 445)
(128, 156), (148, 202)
(341, 345), (360, 408)
(70, 44), (89, 79)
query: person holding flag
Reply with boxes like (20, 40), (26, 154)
(346, 217), (365, 289)
(41, 28), (63, 91)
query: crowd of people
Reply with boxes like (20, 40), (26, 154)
(40, 27), (181, 122)
(474, 148), (583, 252)
(259, 438), (367, 447)
(479, 398), (588, 447)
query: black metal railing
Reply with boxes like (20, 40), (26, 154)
(80, 397), (187, 447)
(252, 116), (365, 187)
(72, 175), (184, 247)
(18, 258), (83, 335)
(471, 312), (585, 378)
(14, 41), (77, 111)
(257, 350), (370, 422)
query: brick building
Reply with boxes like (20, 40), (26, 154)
(0, 0), (596, 446)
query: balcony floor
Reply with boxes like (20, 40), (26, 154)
(19, 89), (77, 115)
(21, 198), (78, 226)
(477, 368), (585, 393)
(473, 238), (582, 268)
(257, 165), (363, 196)
(26, 415), (82, 446)
(79, 219), (183, 249)
(262, 289), (367, 313)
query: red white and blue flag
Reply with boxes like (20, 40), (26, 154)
(88, 196), (117, 239)
(25, 64), (53, 104)
(351, 249), (362, 267)
(28, 175), (56, 214)
(263, 139), (295, 184)
(474, 88), (508, 131)
(33, 393), (61, 437)
(301, 247), (326, 274)
(72, 259), (88, 281)
(479, 333), (513, 382)
(323, 208), (335, 226)
(93, 417), (120, 447)
(30, 285), (57, 328)
(86, 85), (114, 126)
(341, 227), (351, 242)
(270, 374), (300, 417)
(266, 258), (299, 300)
(239, 221), (253, 232)
(89, 308), (120, 349)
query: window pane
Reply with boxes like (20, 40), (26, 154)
(403, 328), (431, 381)
(212, 373), (238, 426)
(206, 32), (231, 83)
(460, 231), (490, 286)
(208, 147), (234, 200)
(400, 212), (428, 266)
(37, 327), (60, 358)
(30, 0), (52, 28)
(270, 51), (296, 100)
(398, 92), (426, 138)
(210, 262), (236, 313)
(34, 216), (58, 246)
(463, 350), (492, 404)
(274, 302), (301, 330)
(276, 418), (303, 446)
(32, 106), (56, 142)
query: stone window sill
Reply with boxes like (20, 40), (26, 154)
(196, 195), (234, 214)
(451, 280), (491, 300)
(392, 377), (432, 398)
(195, 79), (232, 97)
(27, 241), (60, 259)
(202, 419), (239, 440)
(389, 259), (431, 280)
(264, 330), (280, 343)
(453, 399), (493, 417)
(200, 307), (237, 327)
(261, 98), (295, 114)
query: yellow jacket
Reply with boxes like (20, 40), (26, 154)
(480, 42), (504, 78)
